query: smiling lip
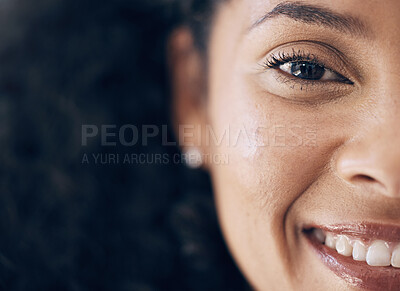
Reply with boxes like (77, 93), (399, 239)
(317, 223), (400, 243)
(304, 223), (400, 291)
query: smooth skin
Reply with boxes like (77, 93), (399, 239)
(170, 0), (400, 290)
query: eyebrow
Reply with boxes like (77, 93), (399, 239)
(250, 1), (371, 38)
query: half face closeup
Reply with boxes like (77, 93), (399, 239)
(172, 0), (400, 290)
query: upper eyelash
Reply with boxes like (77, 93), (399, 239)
(262, 49), (354, 85)
(264, 49), (327, 69)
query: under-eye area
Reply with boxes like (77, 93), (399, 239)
(255, 41), (358, 103)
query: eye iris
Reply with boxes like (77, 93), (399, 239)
(290, 62), (325, 80)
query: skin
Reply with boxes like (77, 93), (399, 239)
(170, 0), (400, 290)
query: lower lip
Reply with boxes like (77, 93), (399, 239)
(305, 231), (400, 291)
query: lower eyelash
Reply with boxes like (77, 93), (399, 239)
(274, 73), (318, 91)
(262, 50), (353, 85)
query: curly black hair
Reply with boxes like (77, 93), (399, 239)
(0, 0), (247, 290)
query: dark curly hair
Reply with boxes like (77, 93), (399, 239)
(0, 0), (247, 290)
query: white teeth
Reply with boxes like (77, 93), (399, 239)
(336, 236), (353, 256)
(325, 233), (336, 249)
(314, 228), (326, 243)
(366, 240), (391, 267)
(391, 245), (400, 268)
(352, 241), (367, 261)
(319, 229), (400, 268)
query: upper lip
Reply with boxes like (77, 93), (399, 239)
(305, 222), (400, 242)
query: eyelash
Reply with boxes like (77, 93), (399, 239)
(264, 50), (325, 69)
(263, 50), (353, 85)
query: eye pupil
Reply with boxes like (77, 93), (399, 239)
(290, 62), (325, 80)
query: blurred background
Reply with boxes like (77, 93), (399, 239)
(0, 0), (246, 290)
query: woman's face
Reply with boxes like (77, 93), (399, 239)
(173, 0), (400, 290)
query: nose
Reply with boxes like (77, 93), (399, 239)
(336, 127), (400, 198)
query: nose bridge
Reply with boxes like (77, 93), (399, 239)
(374, 123), (400, 197)
(336, 4), (400, 197)
(369, 68), (400, 144)
(367, 122), (400, 170)
(378, 51), (400, 107)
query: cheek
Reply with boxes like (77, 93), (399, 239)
(206, 74), (345, 287)
(208, 79), (331, 221)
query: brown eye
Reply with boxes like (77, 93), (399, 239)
(279, 61), (351, 83)
(288, 62), (325, 80)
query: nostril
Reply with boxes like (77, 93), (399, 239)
(352, 174), (375, 182)
(335, 136), (400, 198)
(350, 174), (388, 192)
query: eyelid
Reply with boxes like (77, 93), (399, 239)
(264, 51), (349, 83)
(260, 41), (359, 85)
(265, 50), (327, 69)
(254, 42), (361, 104)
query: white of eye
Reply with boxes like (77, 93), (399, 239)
(278, 62), (293, 74)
